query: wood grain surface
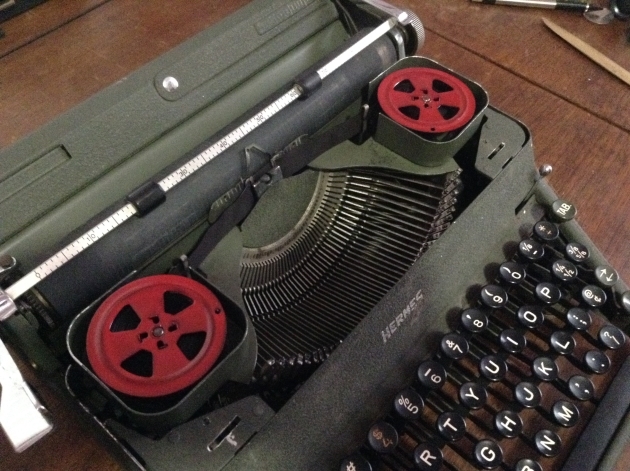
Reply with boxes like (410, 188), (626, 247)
(1, 0), (629, 470)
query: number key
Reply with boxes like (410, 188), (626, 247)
(499, 261), (526, 285)
(417, 360), (447, 390)
(461, 308), (488, 333)
(440, 333), (469, 360)
(367, 421), (398, 454)
(394, 388), (424, 420)
(480, 284), (508, 309)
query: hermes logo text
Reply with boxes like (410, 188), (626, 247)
(381, 289), (424, 344)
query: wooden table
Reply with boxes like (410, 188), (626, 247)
(1, 0), (629, 469)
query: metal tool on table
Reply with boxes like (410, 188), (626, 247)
(543, 17), (630, 85)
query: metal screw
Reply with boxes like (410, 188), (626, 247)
(539, 164), (553, 177)
(0, 255), (16, 271)
(162, 76), (179, 92)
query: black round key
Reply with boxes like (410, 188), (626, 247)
(413, 443), (443, 471)
(515, 458), (543, 471)
(532, 357), (558, 381)
(566, 242), (590, 263)
(550, 331), (575, 355)
(552, 400), (580, 427)
(436, 411), (466, 442)
(566, 307), (592, 331)
(367, 421), (398, 454)
(582, 285), (607, 308)
(459, 382), (487, 409)
(595, 265), (619, 287)
(535, 282), (562, 305)
(515, 381), (542, 408)
(519, 239), (545, 262)
(599, 324), (626, 350)
(499, 262), (526, 285)
(517, 305), (544, 329)
(417, 360), (447, 390)
(585, 350), (611, 374)
(480, 355), (507, 381)
(461, 308), (488, 333)
(620, 291), (630, 315)
(551, 199), (577, 222)
(534, 220), (559, 242)
(340, 454), (372, 471)
(480, 284), (508, 309)
(440, 332), (469, 360)
(494, 410), (522, 438)
(535, 429), (562, 457)
(500, 329), (526, 353)
(568, 375), (595, 401)
(474, 439), (503, 469)
(551, 259), (578, 282)
(394, 388), (424, 420)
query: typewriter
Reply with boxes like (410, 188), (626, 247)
(1, 1), (629, 470)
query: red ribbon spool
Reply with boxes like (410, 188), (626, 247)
(377, 67), (476, 133)
(86, 275), (227, 398)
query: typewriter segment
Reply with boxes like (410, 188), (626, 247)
(242, 168), (462, 384)
(1, 1), (629, 470)
(76, 61), (478, 417)
(237, 59), (480, 386)
(343, 203), (630, 471)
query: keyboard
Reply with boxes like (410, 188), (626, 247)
(341, 203), (630, 471)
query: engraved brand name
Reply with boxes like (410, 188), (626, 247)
(381, 289), (424, 344)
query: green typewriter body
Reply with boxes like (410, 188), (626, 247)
(1, 1), (630, 470)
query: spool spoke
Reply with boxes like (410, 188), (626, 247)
(107, 330), (146, 364)
(175, 303), (213, 335)
(153, 346), (191, 378)
(409, 75), (433, 95)
(422, 106), (448, 125)
(390, 90), (420, 108)
(436, 89), (463, 108)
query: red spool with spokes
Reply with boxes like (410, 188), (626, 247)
(86, 275), (227, 398)
(377, 67), (475, 133)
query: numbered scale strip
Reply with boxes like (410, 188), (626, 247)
(158, 87), (300, 192)
(0, 18), (398, 320)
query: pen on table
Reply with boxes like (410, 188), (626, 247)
(470, 0), (603, 13)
